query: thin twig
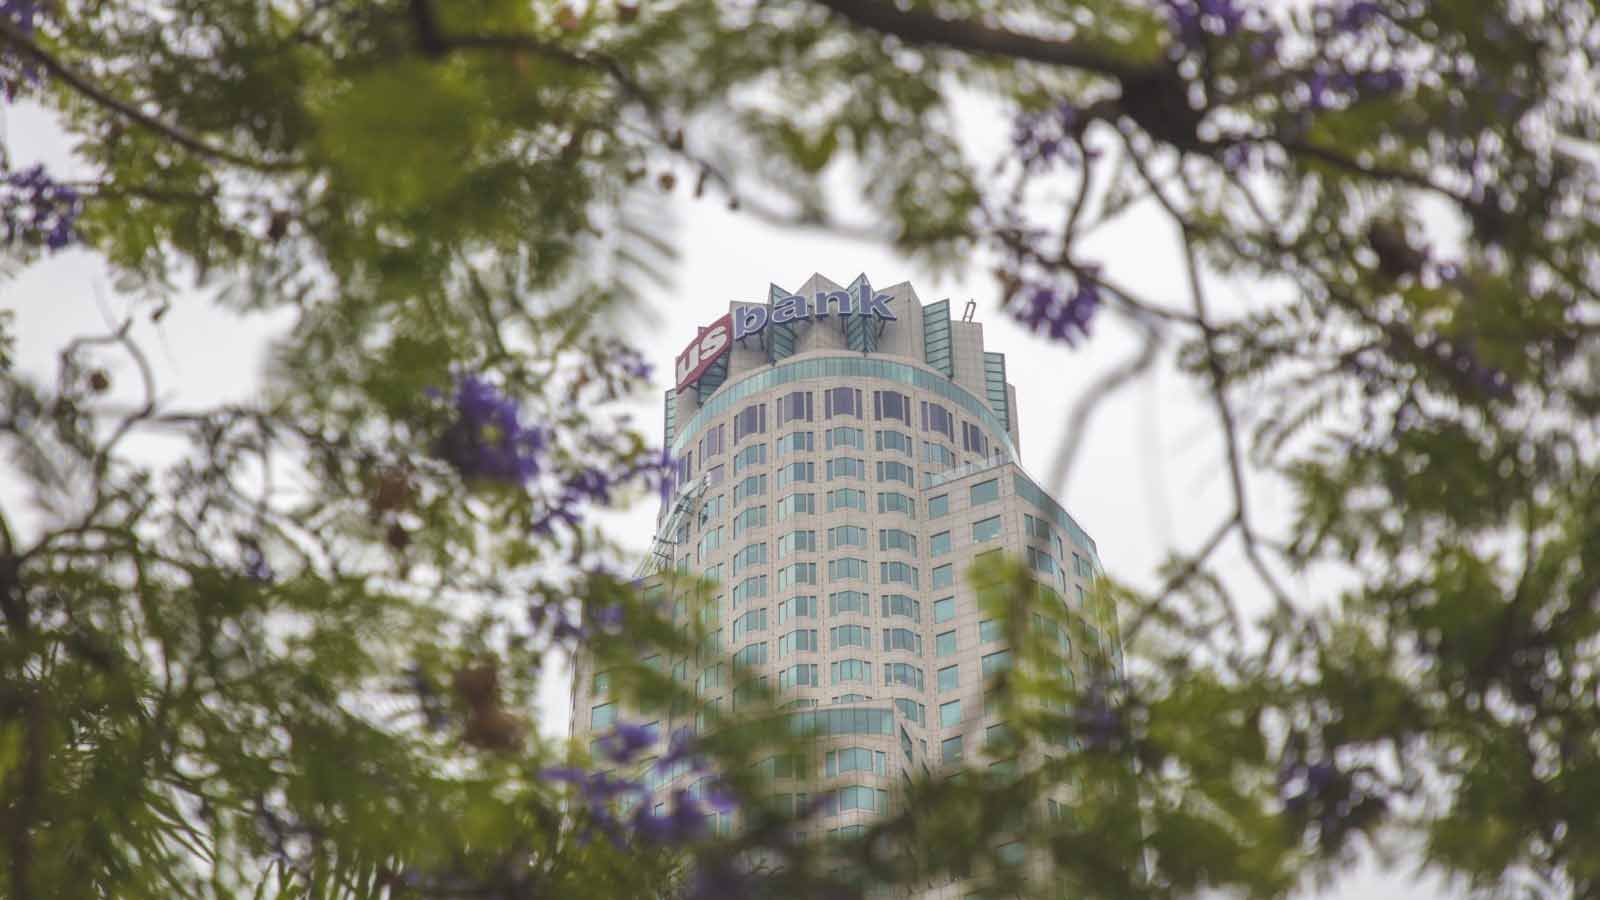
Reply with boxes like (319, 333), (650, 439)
(0, 20), (298, 172)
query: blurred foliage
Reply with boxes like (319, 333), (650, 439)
(3, 0), (1600, 898)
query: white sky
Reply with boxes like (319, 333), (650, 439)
(1, 89), (1456, 899)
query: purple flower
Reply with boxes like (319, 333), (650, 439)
(1010, 102), (1086, 172)
(240, 542), (274, 583)
(606, 339), (653, 381)
(1333, 0), (1382, 33)
(631, 789), (711, 845)
(1010, 273), (1102, 347)
(1358, 68), (1406, 94)
(657, 727), (710, 775)
(1, 164), (80, 251)
(433, 374), (546, 485)
(597, 721), (657, 765)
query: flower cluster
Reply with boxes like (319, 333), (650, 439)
(532, 450), (673, 534)
(542, 725), (734, 848)
(2, 164), (80, 251)
(1072, 683), (1125, 752)
(1164, 0), (1251, 48)
(1009, 272), (1102, 347)
(603, 338), (653, 382)
(1009, 102), (1093, 172)
(1276, 752), (1385, 850)
(432, 374), (547, 485)
(1, 1), (42, 100)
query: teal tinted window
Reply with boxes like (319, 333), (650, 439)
(971, 479), (1000, 505)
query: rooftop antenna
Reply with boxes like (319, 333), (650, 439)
(961, 300), (977, 322)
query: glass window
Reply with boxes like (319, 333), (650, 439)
(970, 478), (1000, 505)
(732, 608), (768, 641)
(875, 429), (913, 456)
(873, 390), (911, 425)
(732, 542), (767, 575)
(733, 442), (767, 474)
(884, 662), (923, 690)
(941, 735), (963, 765)
(895, 698), (926, 726)
(932, 596), (955, 623)
(734, 643), (768, 667)
(828, 525), (867, 549)
(825, 426), (865, 450)
(699, 423), (725, 458)
(876, 460), (915, 486)
(928, 493), (949, 518)
(920, 401), (956, 440)
(734, 403), (767, 443)
(881, 594), (919, 622)
(777, 461), (816, 488)
(877, 491), (915, 517)
(824, 387), (863, 420)
(776, 492), (815, 520)
(981, 650), (1013, 676)
(778, 663), (819, 691)
(776, 390), (814, 426)
(731, 575), (767, 605)
(962, 422), (989, 456)
(980, 618), (1003, 643)
(775, 431), (814, 455)
(932, 564), (954, 589)
(940, 699), (962, 728)
(938, 664), (959, 692)
(830, 659), (872, 684)
(826, 456), (866, 480)
(830, 625), (871, 649)
(930, 530), (952, 556)
(879, 561), (919, 588)
(734, 474), (767, 505)
(779, 595), (817, 623)
(778, 562), (817, 590)
(777, 529), (815, 558)
(590, 702), (616, 730)
(827, 557), (868, 581)
(973, 515), (1002, 542)
(829, 590), (870, 616)
(882, 628), (922, 656)
(827, 488), (867, 512)
(922, 442), (957, 469)
(936, 630), (957, 657)
(778, 628), (818, 656)
(732, 506), (767, 538)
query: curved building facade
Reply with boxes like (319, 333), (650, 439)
(571, 274), (1119, 893)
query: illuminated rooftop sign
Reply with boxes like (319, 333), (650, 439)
(674, 285), (896, 391)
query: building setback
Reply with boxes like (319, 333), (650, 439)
(571, 273), (1122, 895)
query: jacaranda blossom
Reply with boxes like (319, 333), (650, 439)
(432, 374), (546, 485)
(2, 164), (80, 250)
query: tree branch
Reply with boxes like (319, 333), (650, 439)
(0, 20), (298, 173)
(808, 0), (1152, 82)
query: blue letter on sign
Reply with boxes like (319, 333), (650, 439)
(733, 304), (769, 340)
(771, 293), (807, 325)
(856, 286), (896, 320)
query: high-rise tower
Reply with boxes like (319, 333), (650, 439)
(571, 274), (1119, 895)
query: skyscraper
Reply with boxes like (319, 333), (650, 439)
(571, 273), (1119, 894)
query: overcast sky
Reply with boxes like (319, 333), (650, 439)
(1, 88), (1455, 899)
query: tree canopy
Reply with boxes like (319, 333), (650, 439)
(3, 1), (1599, 898)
